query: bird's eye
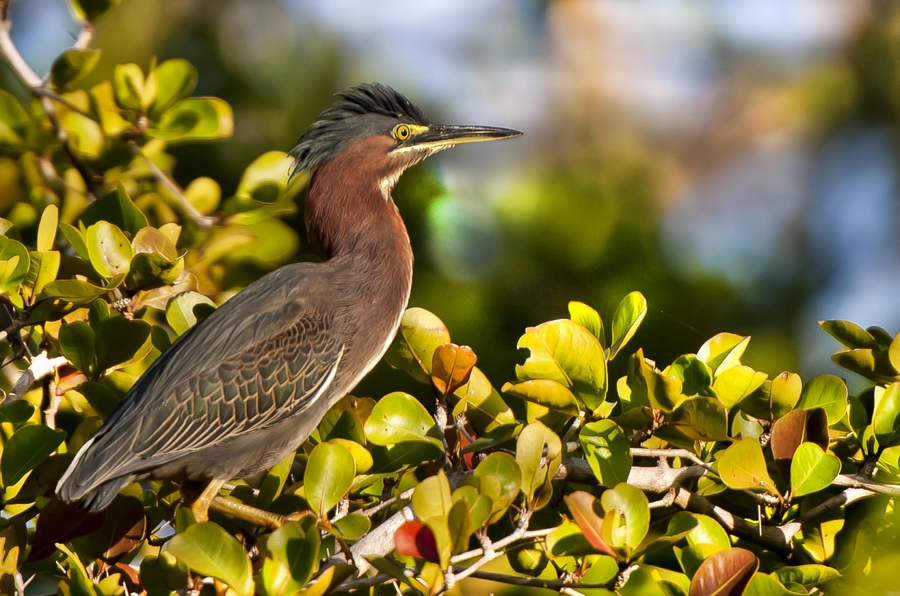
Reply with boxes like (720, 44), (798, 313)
(393, 124), (411, 141)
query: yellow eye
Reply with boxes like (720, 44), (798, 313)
(393, 124), (411, 141)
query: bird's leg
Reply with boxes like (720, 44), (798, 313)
(190, 478), (225, 523)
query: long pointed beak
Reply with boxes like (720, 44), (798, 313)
(405, 124), (522, 151)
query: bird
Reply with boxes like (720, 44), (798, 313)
(56, 82), (521, 526)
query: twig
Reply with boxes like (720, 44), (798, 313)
(450, 526), (555, 565)
(797, 488), (872, 522)
(448, 509), (532, 587)
(2, 351), (68, 405)
(362, 487), (414, 519)
(0, 8), (101, 197)
(127, 141), (217, 229)
(463, 570), (615, 591)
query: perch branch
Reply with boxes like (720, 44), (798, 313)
(2, 351), (68, 405)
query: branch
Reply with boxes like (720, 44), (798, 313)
(0, 6), (101, 198)
(127, 141), (217, 229)
(2, 351), (68, 405)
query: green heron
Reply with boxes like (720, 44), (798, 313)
(56, 83), (520, 526)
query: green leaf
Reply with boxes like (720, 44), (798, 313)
(95, 316), (152, 371)
(150, 97), (233, 142)
(1, 424), (66, 487)
(129, 251), (184, 290)
(516, 318), (607, 411)
(627, 348), (683, 412)
(37, 204), (58, 252)
(56, 543), (98, 596)
(59, 222), (90, 260)
(184, 177), (221, 215)
(670, 397), (729, 442)
(58, 321), (96, 375)
(23, 250), (60, 297)
(0, 400), (35, 424)
(150, 59), (198, 117)
(473, 452), (521, 523)
(333, 512), (371, 541)
(768, 371), (803, 421)
(568, 300), (605, 348)
(451, 365), (515, 432)
(36, 279), (109, 305)
(165, 522), (253, 596)
(304, 441), (355, 518)
(796, 374), (847, 426)
(601, 482), (650, 556)
(385, 307), (451, 384)
(580, 420), (632, 487)
(234, 151), (294, 203)
(165, 291), (216, 335)
(262, 519), (319, 594)
(80, 184), (148, 236)
(698, 333), (750, 377)
(873, 382), (900, 448)
(50, 48), (101, 89)
(501, 378), (579, 416)
(689, 548), (758, 596)
(667, 355), (713, 396)
(790, 442), (840, 498)
(412, 469), (453, 522)
(713, 365), (767, 409)
(770, 564), (839, 587)
(819, 319), (878, 350)
(609, 291), (647, 360)
(113, 63), (146, 111)
(515, 421), (562, 509)
(0, 89), (31, 149)
(717, 438), (776, 495)
(0, 236), (30, 293)
(563, 491), (617, 558)
(86, 221), (133, 278)
(68, 0), (121, 21)
(364, 391), (442, 450)
(546, 520), (596, 558)
(891, 334), (900, 377)
(685, 515), (732, 549)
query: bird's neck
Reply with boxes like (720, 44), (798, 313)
(304, 136), (414, 287)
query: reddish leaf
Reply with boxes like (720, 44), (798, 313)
(689, 547), (759, 596)
(394, 519), (440, 564)
(770, 407), (828, 482)
(430, 343), (477, 396)
(563, 491), (617, 558)
(28, 499), (107, 562)
(88, 495), (146, 561)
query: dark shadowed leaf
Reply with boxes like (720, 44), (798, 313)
(80, 184), (148, 236)
(28, 499), (106, 562)
(87, 495), (145, 561)
(1, 425), (66, 487)
(70, 0), (121, 21)
(628, 348), (683, 412)
(0, 400), (34, 424)
(689, 547), (758, 596)
(58, 321), (96, 375)
(95, 315), (151, 371)
(50, 48), (101, 89)
(873, 383), (900, 448)
(261, 519), (319, 593)
(165, 522), (253, 596)
(819, 319), (879, 350)
(667, 354), (713, 396)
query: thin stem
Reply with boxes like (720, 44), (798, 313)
(127, 141), (217, 229)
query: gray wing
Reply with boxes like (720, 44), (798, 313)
(62, 262), (342, 488)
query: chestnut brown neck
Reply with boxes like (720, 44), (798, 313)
(305, 134), (413, 280)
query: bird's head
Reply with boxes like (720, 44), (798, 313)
(289, 82), (520, 187)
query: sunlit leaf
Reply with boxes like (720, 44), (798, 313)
(165, 522), (253, 596)
(796, 375), (847, 426)
(698, 333), (750, 377)
(609, 290), (647, 360)
(717, 438), (776, 495)
(385, 307), (450, 383)
(430, 343), (477, 396)
(86, 221), (132, 278)
(165, 291), (216, 335)
(790, 442), (840, 498)
(364, 392), (442, 450)
(304, 441), (355, 518)
(580, 419), (632, 487)
(568, 300), (605, 348)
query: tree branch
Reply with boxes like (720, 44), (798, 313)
(127, 141), (217, 229)
(0, 6), (102, 197)
(2, 351), (68, 405)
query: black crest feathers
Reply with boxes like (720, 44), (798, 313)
(289, 83), (430, 178)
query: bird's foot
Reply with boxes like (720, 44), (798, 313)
(209, 495), (307, 529)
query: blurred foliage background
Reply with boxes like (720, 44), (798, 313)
(2, 0), (899, 398)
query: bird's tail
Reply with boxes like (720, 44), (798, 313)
(56, 436), (133, 511)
